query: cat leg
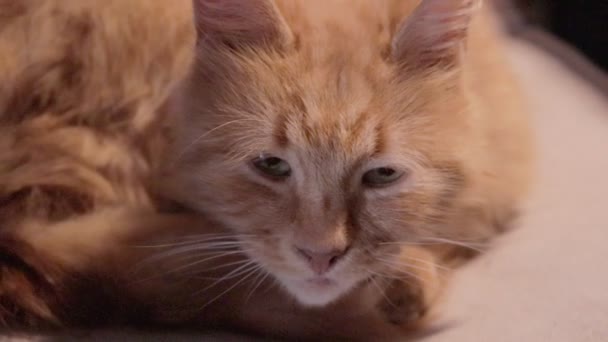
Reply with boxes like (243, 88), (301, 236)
(376, 247), (445, 330)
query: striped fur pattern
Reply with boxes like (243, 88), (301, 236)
(0, 0), (195, 330)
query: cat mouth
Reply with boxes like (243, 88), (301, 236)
(279, 273), (360, 307)
(305, 277), (334, 287)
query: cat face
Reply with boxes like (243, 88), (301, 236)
(170, 0), (477, 307)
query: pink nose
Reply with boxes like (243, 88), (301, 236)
(295, 246), (347, 275)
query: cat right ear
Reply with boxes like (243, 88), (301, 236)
(391, 0), (480, 71)
(192, 0), (293, 51)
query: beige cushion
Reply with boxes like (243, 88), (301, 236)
(426, 30), (608, 342)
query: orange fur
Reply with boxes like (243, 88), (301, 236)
(0, 0), (195, 329)
(169, 0), (532, 318)
(0, 0), (533, 340)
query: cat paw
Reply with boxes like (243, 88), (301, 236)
(376, 247), (443, 328)
(378, 278), (428, 326)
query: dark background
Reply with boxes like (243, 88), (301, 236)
(515, 0), (608, 72)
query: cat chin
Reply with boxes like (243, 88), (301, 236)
(279, 276), (356, 308)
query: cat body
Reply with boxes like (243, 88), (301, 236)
(0, 0), (533, 340)
(0, 0), (195, 329)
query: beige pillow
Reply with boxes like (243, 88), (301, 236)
(425, 29), (608, 342)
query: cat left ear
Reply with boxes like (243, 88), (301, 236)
(192, 0), (293, 50)
(392, 0), (480, 70)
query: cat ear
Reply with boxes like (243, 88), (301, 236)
(391, 0), (479, 70)
(192, 0), (293, 50)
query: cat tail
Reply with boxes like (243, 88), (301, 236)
(0, 231), (65, 330)
(0, 208), (207, 331)
(0, 210), (139, 331)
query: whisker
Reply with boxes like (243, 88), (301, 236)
(176, 119), (264, 161)
(245, 270), (269, 303)
(368, 275), (398, 309)
(374, 258), (427, 282)
(192, 258), (253, 274)
(261, 276), (280, 294)
(133, 234), (254, 249)
(379, 238), (486, 252)
(370, 245), (451, 272)
(418, 237), (486, 252)
(195, 260), (258, 294)
(178, 257), (260, 278)
(170, 232), (256, 240)
(399, 255), (451, 272)
(360, 264), (390, 279)
(193, 265), (261, 282)
(130, 249), (251, 284)
(166, 251), (248, 275)
(134, 240), (240, 249)
(140, 243), (246, 264)
(197, 266), (261, 311)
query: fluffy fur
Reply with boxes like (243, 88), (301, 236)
(0, 0), (533, 340)
(169, 0), (532, 314)
(0, 0), (195, 330)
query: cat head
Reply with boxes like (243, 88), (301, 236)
(169, 0), (479, 307)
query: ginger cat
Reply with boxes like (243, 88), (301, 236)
(0, 0), (532, 340)
(165, 0), (532, 331)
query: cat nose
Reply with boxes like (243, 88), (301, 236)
(294, 246), (348, 275)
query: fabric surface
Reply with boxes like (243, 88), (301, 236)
(424, 30), (608, 342)
(10, 24), (608, 342)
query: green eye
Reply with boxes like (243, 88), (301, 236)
(252, 155), (292, 180)
(362, 167), (404, 187)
